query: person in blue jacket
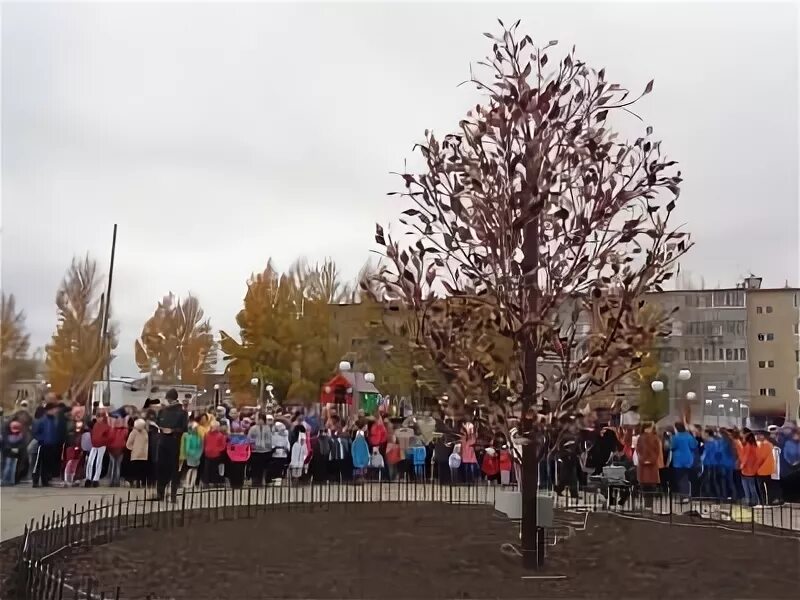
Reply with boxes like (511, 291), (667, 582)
(670, 422), (698, 498)
(31, 402), (64, 488)
(778, 426), (800, 502)
(718, 429), (738, 500)
(701, 429), (721, 498)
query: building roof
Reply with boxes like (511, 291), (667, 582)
(341, 371), (380, 394)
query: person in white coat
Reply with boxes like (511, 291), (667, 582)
(289, 430), (308, 481)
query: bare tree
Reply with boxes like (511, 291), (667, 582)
(368, 20), (690, 566)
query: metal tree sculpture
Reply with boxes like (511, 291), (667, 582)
(369, 21), (690, 566)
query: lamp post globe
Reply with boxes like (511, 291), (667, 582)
(213, 384), (220, 391)
(686, 392), (697, 401)
(364, 372), (375, 384)
(650, 380), (665, 393)
(339, 361), (351, 372)
(250, 377), (259, 386)
(266, 384), (274, 393)
(678, 369), (691, 381)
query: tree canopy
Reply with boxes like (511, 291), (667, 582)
(368, 21), (690, 446)
(1, 293), (31, 409)
(46, 255), (118, 401)
(134, 292), (217, 386)
(220, 258), (356, 406)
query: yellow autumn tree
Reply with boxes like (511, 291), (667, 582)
(221, 258), (353, 406)
(634, 302), (669, 420)
(46, 255), (118, 402)
(1, 293), (31, 409)
(134, 292), (217, 386)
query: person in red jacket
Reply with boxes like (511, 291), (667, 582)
(498, 446), (514, 486)
(203, 422), (227, 487)
(106, 411), (129, 487)
(85, 409), (111, 488)
(481, 446), (500, 483)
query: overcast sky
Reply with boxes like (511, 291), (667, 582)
(2, 1), (798, 377)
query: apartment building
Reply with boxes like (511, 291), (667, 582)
(647, 286), (750, 422)
(746, 283), (800, 422)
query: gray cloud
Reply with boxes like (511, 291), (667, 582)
(2, 2), (797, 376)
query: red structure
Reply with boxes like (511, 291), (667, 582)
(319, 374), (353, 405)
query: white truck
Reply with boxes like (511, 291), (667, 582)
(91, 378), (199, 412)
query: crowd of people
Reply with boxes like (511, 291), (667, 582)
(549, 418), (800, 507)
(3, 393), (799, 510)
(0, 391), (522, 501)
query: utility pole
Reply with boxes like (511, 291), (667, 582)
(101, 224), (118, 404)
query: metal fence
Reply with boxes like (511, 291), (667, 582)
(7, 480), (498, 600)
(547, 485), (800, 537)
(6, 479), (799, 600)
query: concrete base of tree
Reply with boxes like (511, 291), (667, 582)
(494, 488), (554, 527)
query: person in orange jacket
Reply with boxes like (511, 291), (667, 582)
(739, 432), (760, 506)
(755, 430), (776, 506)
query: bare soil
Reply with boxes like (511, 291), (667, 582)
(8, 504), (800, 599)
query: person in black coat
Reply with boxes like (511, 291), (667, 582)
(152, 389), (188, 502)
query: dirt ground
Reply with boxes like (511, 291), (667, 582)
(8, 503), (800, 599)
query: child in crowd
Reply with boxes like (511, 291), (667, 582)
(62, 421), (85, 486)
(369, 446), (385, 481)
(1, 421), (26, 486)
(271, 421), (291, 482)
(126, 419), (149, 488)
(448, 443), (462, 483)
(107, 411), (129, 487)
(499, 445), (513, 486)
(203, 422), (227, 487)
(180, 421), (203, 488)
(86, 409), (111, 488)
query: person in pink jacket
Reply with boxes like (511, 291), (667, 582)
(460, 422), (478, 482)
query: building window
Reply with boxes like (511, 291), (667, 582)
(725, 348), (733, 361)
(766, 306), (773, 314)
(757, 334), (765, 341)
(740, 348), (746, 360)
(732, 348), (739, 361)
(756, 306), (763, 314)
(795, 293), (798, 307)
(718, 348), (724, 361)
(768, 388), (776, 397)
(768, 360), (775, 368)
(759, 361), (766, 368)
(767, 333), (775, 341)
(794, 324), (799, 334)
(796, 350), (799, 362)
(760, 388), (767, 396)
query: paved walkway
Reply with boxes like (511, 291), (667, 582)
(1, 486), (147, 541)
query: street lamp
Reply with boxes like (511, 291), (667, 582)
(678, 369), (692, 381)
(250, 377), (259, 386)
(686, 392), (697, 401)
(339, 361), (351, 372)
(650, 380), (665, 393)
(213, 383), (220, 407)
(364, 372), (375, 384)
